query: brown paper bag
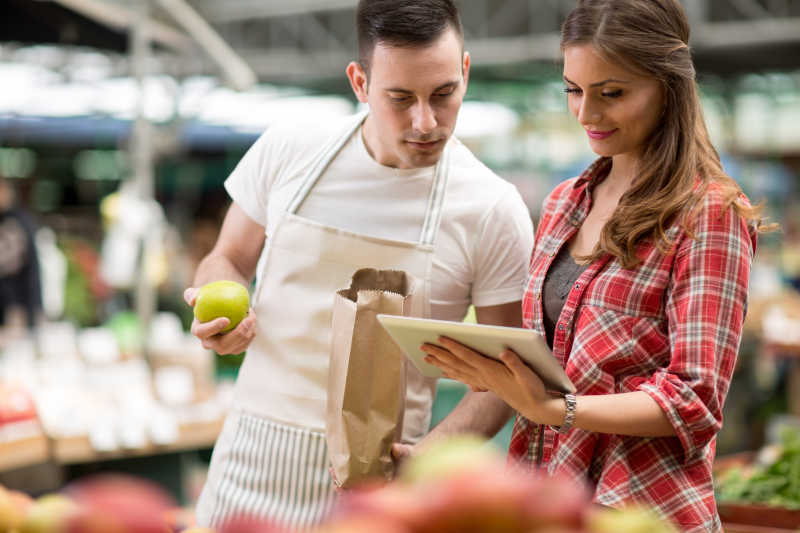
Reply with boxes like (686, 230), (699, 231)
(326, 268), (420, 489)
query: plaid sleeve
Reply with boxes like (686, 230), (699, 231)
(638, 192), (755, 463)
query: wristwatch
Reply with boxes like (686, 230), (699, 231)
(552, 393), (577, 434)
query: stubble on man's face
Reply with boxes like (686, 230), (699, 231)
(361, 28), (467, 169)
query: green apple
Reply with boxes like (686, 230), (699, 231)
(20, 494), (78, 533)
(588, 506), (678, 533)
(0, 486), (29, 532)
(400, 435), (503, 484)
(193, 280), (250, 333)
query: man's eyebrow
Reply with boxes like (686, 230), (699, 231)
(563, 75), (631, 87)
(385, 80), (460, 93)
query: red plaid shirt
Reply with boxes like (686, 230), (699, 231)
(509, 158), (757, 533)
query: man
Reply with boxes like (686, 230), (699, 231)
(185, 0), (534, 528)
(0, 176), (42, 329)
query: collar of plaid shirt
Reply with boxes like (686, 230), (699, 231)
(508, 157), (756, 533)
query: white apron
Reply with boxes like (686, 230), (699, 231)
(197, 113), (450, 529)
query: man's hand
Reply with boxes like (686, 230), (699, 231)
(391, 442), (415, 467)
(184, 287), (257, 355)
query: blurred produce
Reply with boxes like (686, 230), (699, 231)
(65, 474), (176, 533)
(586, 506), (678, 533)
(716, 426), (800, 509)
(19, 494), (77, 533)
(62, 238), (110, 328)
(0, 474), (176, 533)
(0, 437), (678, 533)
(398, 434), (497, 483)
(0, 485), (33, 533)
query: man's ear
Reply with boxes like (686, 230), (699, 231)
(346, 61), (369, 104)
(462, 51), (471, 88)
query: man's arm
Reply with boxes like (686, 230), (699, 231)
(392, 301), (520, 459)
(193, 203), (266, 287)
(184, 203), (266, 355)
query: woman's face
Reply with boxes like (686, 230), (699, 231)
(563, 44), (664, 159)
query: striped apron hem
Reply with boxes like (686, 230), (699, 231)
(200, 411), (336, 530)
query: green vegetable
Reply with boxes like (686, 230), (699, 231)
(716, 427), (800, 509)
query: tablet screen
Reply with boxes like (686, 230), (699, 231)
(377, 314), (575, 394)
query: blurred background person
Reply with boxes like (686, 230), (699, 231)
(0, 175), (42, 331)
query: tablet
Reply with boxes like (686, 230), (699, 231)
(376, 315), (575, 395)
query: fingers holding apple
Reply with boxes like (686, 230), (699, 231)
(186, 280), (257, 355)
(196, 309), (257, 355)
(183, 287), (199, 306)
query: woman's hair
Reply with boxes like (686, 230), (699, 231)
(561, 0), (773, 268)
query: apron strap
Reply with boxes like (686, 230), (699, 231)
(287, 111), (451, 247)
(419, 142), (449, 246)
(287, 111), (368, 215)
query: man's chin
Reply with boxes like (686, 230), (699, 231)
(402, 147), (444, 168)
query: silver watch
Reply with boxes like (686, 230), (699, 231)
(554, 393), (577, 434)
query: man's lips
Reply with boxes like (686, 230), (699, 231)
(407, 139), (443, 150)
(586, 129), (617, 140)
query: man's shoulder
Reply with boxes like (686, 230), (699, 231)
(253, 114), (356, 158)
(447, 137), (515, 191)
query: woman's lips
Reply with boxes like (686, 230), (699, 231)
(586, 129), (617, 140)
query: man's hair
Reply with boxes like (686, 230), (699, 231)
(356, 0), (463, 74)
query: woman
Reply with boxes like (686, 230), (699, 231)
(421, 1), (773, 531)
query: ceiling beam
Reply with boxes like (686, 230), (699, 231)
(52, 0), (192, 51)
(190, 0), (357, 23)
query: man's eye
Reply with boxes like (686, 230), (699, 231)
(390, 95), (411, 103)
(434, 90), (454, 98)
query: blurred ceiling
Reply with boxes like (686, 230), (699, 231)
(1, 0), (190, 52)
(2, 0), (800, 87)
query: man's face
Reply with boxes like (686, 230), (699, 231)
(347, 28), (469, 169)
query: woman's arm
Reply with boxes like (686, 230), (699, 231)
(424, 339), (675, 437)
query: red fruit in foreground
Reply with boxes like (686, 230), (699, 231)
(334, 482), (425, 528)
(217, 515), (285, 533)
(64, 474), (175, 533)
(416, 467), (588, 533)
(312, 517), (410, 533)
(334, 445), (591, 533)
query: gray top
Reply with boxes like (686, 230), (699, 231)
(542, 245), (589, 349)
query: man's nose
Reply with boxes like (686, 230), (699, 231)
(412, 101), (437, 134)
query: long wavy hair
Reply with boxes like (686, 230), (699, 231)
(562, 0), (774, 268)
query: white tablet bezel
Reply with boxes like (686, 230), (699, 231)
(376, 314), (575, 394)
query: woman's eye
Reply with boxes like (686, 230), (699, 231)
(602, 89), (623, 98)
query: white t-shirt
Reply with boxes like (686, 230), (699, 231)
(225, 117), (534, 321)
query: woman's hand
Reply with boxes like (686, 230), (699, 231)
(421, 337), (563, 426)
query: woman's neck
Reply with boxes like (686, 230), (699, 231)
(602, 153), (640, 198)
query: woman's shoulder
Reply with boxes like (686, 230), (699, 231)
(693, 180), (752, 227)
(677, 179), (757, 255)
(544, 176), (582, 206)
